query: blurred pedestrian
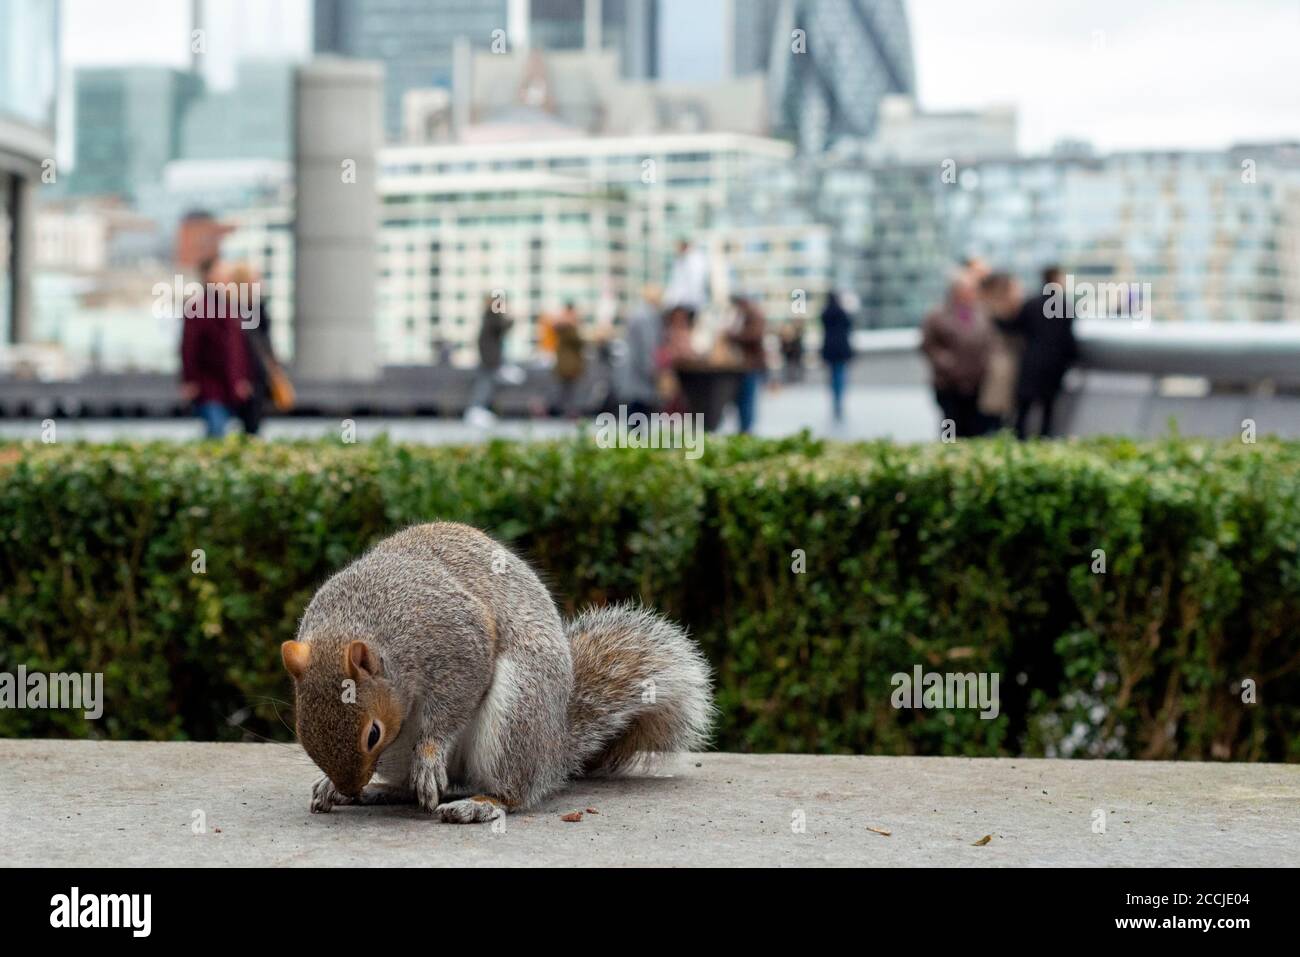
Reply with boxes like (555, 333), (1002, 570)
(552, 301), (586, 418)
(655, 305), (695, 413)
(228, 263), (279, 436)
(616, 285), (663, 417)
(727, 295), (767, 434)
(180, 261), (252, 439)
(664, 239), (710, 319)
(976, 272), (1025, 432)
(1013, 265), (1078, 439)
(920, 272), (993, 438)
(779, 318), (806, 384)
(819, 291), (854, 423)
(468, 293), (514, 423)
(962, 255), (991, 286)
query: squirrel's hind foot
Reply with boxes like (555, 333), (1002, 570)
(435, 795), (508, 824)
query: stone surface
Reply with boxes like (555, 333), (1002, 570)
(1, 740), (1295, 867)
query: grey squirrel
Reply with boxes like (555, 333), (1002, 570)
(282, 522), (713, 822)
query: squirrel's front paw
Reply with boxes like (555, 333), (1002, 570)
(411, 747), (449, 813)
(310, 775), (354, 814)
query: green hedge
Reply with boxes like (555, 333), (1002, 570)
(2, 434), (1297, 760)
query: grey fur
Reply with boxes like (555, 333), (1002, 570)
(566, 603), (715, 773)
(289, 522), (714, 820)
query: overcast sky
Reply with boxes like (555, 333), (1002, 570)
(61, 0), (1300, 154)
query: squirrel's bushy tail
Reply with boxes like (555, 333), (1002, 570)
(566, 603), (714, 774)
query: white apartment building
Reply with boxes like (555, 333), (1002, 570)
(376, 131), (828, 364)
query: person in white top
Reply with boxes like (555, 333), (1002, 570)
(664, 240), (710, 317)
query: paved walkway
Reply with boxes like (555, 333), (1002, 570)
(0, 384), (941, 444)
(1, 741), (1295, 866)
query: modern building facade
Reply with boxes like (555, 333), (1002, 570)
(374, 131), (824, 363)
(814, 97), (1019, 303)
(603, 0), (659, 78)
(316, 0), (673, 139)
(528, 0), (594, 50)
(223, 129), (826, 368)
(768, 0), (916, 154)
(727, 0), (780, 76)
(71, 67), (203, 200)
(827, 143), (1300, 328)
(180, 59), (295, 162)
(0, 0), (58, 344)
(314, 0), (511, 139)
(452, 45), (769, 142)
(863, 95), (1017, 166)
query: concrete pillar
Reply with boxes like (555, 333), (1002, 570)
(623, 0), (655, 78)
(10, 173), (35, 344)
(584, 0), (602, 52)
(293, 58), (381, 381)
(451, 37), (472, 135)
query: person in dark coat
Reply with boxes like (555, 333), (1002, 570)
(920, 273), (994, 438)
(469, 294), (514, 415)
(779, 318), (806, 384)
(230, 263), (274, 436)
(726, 295), (767, 434)
(1010, 265), (1077, 439)
(552, 301), (586, 418)
(180, 261), (251, 439)
(819, 292), (854, 423)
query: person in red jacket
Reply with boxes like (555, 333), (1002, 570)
(179, 255), (251, 438)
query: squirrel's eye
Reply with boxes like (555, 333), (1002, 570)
(366, 720), (382, 751)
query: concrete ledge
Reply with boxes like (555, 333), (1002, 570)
(1, 740), (1296, 867)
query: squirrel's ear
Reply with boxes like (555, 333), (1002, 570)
(346, 640), (382, 680)
(281, 640), (311, 680)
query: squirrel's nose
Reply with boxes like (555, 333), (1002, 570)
(338, 770), (373, 798)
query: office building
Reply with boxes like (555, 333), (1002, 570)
(833, 143), (1300, 328)
(814, 98), (1018, 302)
(864, 95), (1017, 166)
(768, 0), (916, 154)
(314, 0), (511, 139)
(0, 0), (58, 343)
(727, 0), (780, 76)
(315, 0), (666, 139)
(524, 0), (659, 78)
(70, 67), (203, 201)
(180, 59), (295, 162)
(447, 45), (768, 143)
(374, 131), (817, 363)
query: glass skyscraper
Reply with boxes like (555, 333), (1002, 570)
(314, 0), (512, 139)
(529, 0), (659, 79)
(768, 0), (916, 154)
(70, 67), (204, 200)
